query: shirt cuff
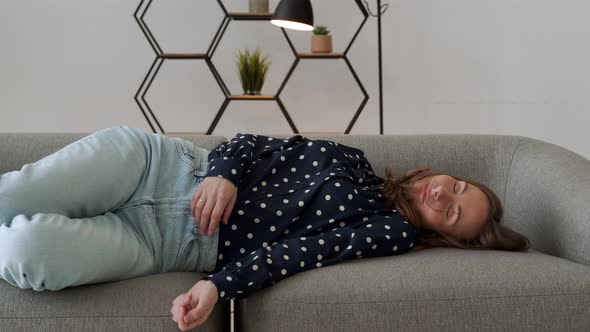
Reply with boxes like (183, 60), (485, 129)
(205, 157), (242, 188)
(204, 269), (240, 304)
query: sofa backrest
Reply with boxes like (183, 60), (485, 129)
(0, 132), (226, 175)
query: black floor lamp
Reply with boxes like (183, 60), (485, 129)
(272, 0), (389, 134)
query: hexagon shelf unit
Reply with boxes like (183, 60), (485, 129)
(135, 0), (369, 135)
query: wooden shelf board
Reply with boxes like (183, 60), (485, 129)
(228, 12), (273, 20)
(161, 53), (208, 59)
(228, 94), (275, 100)
(298, 53), (344, 59)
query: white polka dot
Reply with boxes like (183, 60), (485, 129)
(283, 178), (289, 183)
(366, 224), (372, 228)
(240, 248), (245, 254)
(270, 226), (276, 232)
(301, 247), (307, 252)
(281, 269), (287, 275)
(232, 224), (238, 230)
(307, 142), (313, 146)
(325, 195), (331, 200)
(272, 168), (276, 174)
(313, 161), (318, 166)
(238, 210), (244, 215)
(298, 201), (304, 207)
(316, 210), (322, 216)
(329, 218), (335, 223)
(221, 291), (226, 297)
(348, 194), (353, 200)
(247, 233), (253, 239)
(316, 263), (322, 267)
(372, 244), (378, 250)
(356, 251), (362, 256)
(385, 235), (391, 240)
(280, 156), (286, 161)
(385, 225), (391, 230)
(253, 265), (259, 270)
(299, 155), (305, 160)
(244, 200), (250, 204)
(283, 199), (289, 204)
(305, 174), (310, 178)
(261, 181), (267, 186)
(304, 189), (310, 193)
(335, 182), (341, 187)
(254, 218), (260, 223)
(332, 158), (338, 163)
(321, 147), (326, 152)
(226, 276), (232, 281)
(347, 245), (353, 250)
(366, 237), (372, 243)
(310, 182), (315, 186)
(393, 246), (398, 251)
(225, 241), (231, 246)
(291, 167), (297, 172)
(252, 187), (258, 191)
(319, 239), (325, 245)
(283, 255), (289, 260)
(334, 246), (340, 252)
(248, 282), (254, 286)
(402, 232), (407, 238)
(267, 258), (272, 264)
(260, 203), (266, 208)
(231, 169), (237, 175)
(339, 205), (345, 211)
(267, 194), (272, 197)
(276, 210), (283, 216)
(317, 254), (323, 260)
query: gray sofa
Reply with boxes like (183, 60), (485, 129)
(1, 131), (589, 331)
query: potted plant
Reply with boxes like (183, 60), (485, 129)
(311, 25), (333, 53)
(235, 47), (271, 95)
(249, 0), (269, 13)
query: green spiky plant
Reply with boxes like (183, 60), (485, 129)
(312, 25), (330, 35)
(235, 47), (271, 95)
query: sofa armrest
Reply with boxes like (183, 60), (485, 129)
(505, 138), (590, 266)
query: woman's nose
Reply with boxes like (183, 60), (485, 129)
(430, 186), (450, 204)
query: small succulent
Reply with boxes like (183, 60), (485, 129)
(235, 47), (271, 95)
(312, 25), (330, 35)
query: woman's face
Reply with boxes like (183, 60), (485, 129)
(407, 175), (490, 241)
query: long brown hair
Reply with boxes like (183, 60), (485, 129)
(381, 167), (531, 252)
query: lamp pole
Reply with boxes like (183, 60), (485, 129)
(377, 0), (384, 134)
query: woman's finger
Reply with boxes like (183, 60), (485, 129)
(190, 187), (202, 218)
(199, 193), (215, 236)
(207, 191), (229, 235)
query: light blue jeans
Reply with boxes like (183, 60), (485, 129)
(0, 125), (219, 291)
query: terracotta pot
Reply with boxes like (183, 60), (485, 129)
(311, 35), (333, 53)
(249, 0), (269, 13)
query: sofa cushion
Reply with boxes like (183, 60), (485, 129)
(237, 248), (590, 331)
(0, 272), (229, 331)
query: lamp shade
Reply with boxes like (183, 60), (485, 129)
(271, 0), (314, 31)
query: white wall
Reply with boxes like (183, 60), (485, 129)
(1, 0), (588, 159)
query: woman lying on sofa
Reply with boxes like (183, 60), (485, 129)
(0, 126), (530, 331)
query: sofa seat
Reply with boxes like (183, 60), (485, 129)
(237, 248), (590, 331)
(0, 272), (229, 331)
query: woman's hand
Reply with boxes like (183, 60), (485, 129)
(170, 280), (219, 330)
(191, 176), (237, 236)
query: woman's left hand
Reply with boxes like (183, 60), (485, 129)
(170, 280), (219, 330)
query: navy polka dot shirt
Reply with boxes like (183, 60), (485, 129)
(198, 134), (416, 303)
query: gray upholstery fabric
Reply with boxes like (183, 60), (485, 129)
(235, 134), (590, 332)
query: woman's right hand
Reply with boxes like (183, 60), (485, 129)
(191, 176), (237, 237)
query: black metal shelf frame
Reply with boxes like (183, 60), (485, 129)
(134, 0), (370, 135)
